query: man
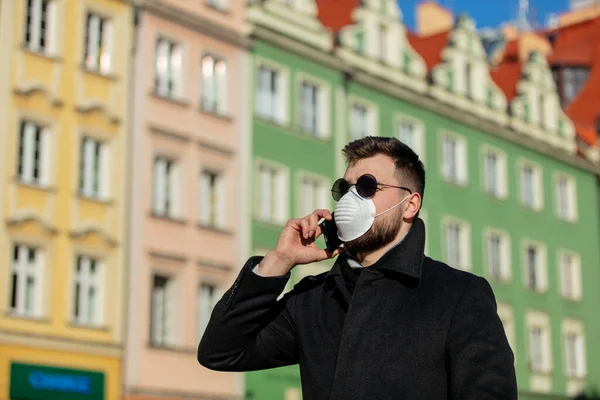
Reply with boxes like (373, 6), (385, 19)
(198, 137), (517, 399)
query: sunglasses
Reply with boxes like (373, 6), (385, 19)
(331, 173), (413, 201)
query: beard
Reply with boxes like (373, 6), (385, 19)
(344, 204), (403, 255)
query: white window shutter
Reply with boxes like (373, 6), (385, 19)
(30, 0), (42, 52)
(152, 159), (166, 214)
(277, 72), (287, 124)
(201, 57), (215, 110)
(170, 163), (181, 218)
(540, 248), (548, 292)
(256, 67), (266, 116)
(276, 171), (288, 223)
(559, 254), (568, 298)
(34, 249), (43, 317)
(155, 40), (170, 94)
(568, 180), (577, 220)
(22, 123), (35, 183)
(86, 15), (99, 70)
(199, 172), (210, 225)
(456, 140), (468, 185)
(319, 87), (329, 137)
(535, 169), (543, 211)
(46, 0), (57, 53)
(318, 182), (328, 211)
(40, 128), (52, 186)
(574, 259), (582, 300)
(165, 280), (176, 346)
(83, 138), (95, 196)
(171, 45), (183, 98)
(151, 283), (163, 343)
(576, 335), (586, 376)
(100, 20), (113, 74)
(216, 61), (227, 114)
(259, 167), (271, 220)
(216, 175), (226, 227)
(99, 143), (110, 199)
(498, 155), (507, 198)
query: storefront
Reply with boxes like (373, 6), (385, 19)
(9, 362), (105, 400)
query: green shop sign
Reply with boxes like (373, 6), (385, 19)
(9, 362), (105, 400)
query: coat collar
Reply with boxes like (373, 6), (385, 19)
(325, 217), (426, 289)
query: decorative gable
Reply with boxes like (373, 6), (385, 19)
(336, 0), (427, 93)
(247, 0), (332, 51)
(510, 51), (576, 153)
(429, 15), (508, 124)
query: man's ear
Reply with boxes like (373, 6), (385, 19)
(403, 193), (421, 220)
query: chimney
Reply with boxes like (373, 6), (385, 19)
(416, 1), (454, 36)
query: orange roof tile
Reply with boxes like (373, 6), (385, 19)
(489, 39), (523, 101)
(406, 30), (450, 71)
(315, 0), (359, 33)
(545, 16), (600, 66)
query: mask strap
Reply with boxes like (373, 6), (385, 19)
(373, 195), (411, 218)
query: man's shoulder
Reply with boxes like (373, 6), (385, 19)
(423, 256), (485, 290)
(290, 270), (330, 295)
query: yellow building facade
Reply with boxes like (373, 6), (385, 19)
(0, 0), (133, 399)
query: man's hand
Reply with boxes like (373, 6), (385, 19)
(258, 209), (344, 277)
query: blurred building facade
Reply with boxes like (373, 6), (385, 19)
(243, 0), (600, 399)
(0, 0), (133, 399)
(123, 0), (249, 399)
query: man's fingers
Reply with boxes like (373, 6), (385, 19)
(316, 246), (344, 261)
(313, 209), (333, 220)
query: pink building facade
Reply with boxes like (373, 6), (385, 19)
(125, 1), (250, 399)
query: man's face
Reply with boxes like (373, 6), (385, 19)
(341, 154), (411, 254)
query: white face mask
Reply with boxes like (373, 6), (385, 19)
(333, 186), (411, 242)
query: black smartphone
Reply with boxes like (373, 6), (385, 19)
(320, 213), (343, 253)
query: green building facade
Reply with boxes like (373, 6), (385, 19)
(244, 1), (600, 399)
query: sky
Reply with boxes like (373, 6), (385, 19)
(399, 0), (572, 31)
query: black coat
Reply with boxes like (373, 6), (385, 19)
(198, 218), (518, 399)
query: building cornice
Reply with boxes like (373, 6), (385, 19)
(141, 0), (251, 49)
(250, 24), (600, 175)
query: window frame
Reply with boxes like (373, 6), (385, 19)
(395, 113), (426, 162)
(480, 145), (508, 199)
(441, 216), (472, 271)
(439, 131), (468, 187)
(253, 158), (290, 225)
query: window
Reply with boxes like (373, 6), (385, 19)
(441, 134), (467, 185)
(199, 170), (224, 228)
(10, 244), (43, 317)
(155, 37), (183, 98)
(486, 231), (510, 282)
(256, 163), (288, 224)
(256, 65), (286, 123)
(560, 67), (589, 106)
(563, 322), (586, 378)
(17, 121), (50, 186)
(197, 283), (218, 340)
(397, 118), (424, 158)
(152, 157), (180, 218)
(444, 220), (470, 270)
(299, 80), (327, 137)
(84, 13), (113, 74)
(201, 55), (227, 114)
(24, 0), (55, 53)
(73, 256), (103, 326)
(349, 102), (372, 140)
(555, 175), (577, 221)
(150, 275), (174, 347)
(524, 243), (546, 292)
(300, 175), (328, 216)
(559, 252), (582, 301)
(527, 312), (552, 374)
(520, 162), (543, 210)
(529, 325), (550, 373)
(79, 137), (108, 199)
(483, 149), (507, 198)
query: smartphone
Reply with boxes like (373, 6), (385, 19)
(320, 213), (343, 253)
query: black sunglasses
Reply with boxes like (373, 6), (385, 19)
(331, 174), (413, 201)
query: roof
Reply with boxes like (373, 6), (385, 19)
(545, 16), (600, 66)
(406, 30), (450, 71)
(489, 39), (523, 101)
(564, 42), (600, 146)
(545, 16), (600, 146)
(315, 0), (359, 33)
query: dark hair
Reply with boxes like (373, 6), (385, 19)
(342, 136), (426, 201)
